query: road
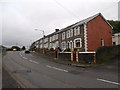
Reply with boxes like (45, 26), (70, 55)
(3, 51), (119, 88)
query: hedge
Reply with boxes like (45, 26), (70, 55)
(96, 45), (120, 64)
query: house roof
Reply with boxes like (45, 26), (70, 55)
(61, 13), (112, 31)
(38, 13), (113, 39)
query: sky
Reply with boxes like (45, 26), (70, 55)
(0, 0), (120, 48)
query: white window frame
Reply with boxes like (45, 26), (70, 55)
(62, 32), (65, 40)
(74, 27), (77, 36)
(74, 38), (82, 48)
(61, 41), (66, 49)
(55, 41), (59, 48)
(56, 34), (58, 40)
(76, 26), (80, 35)
(70, 29), (73, 37)
(101, 39), (104, 46)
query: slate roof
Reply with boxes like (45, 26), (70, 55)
(37, 13), (112, 40)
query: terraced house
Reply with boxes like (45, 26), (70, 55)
(31, 13), (112, 52)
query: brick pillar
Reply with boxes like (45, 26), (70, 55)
(71, 51), (74, 61)
(76, 51), (79, 62)
(94, 53), (96, 64)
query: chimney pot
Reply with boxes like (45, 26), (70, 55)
(55, 29), (59, 32)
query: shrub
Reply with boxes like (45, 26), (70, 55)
(96, 45), (120, 64)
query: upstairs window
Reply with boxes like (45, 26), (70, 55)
(74, 26), (80, 36)
(62, 32), (65, 40)
(70, 29), (73, 37)
(66, 30), (70, 38)
(101, 39), (104, 46)
(56, 34), (58, 40)
(76, 26), (80, 35)
(74, 27), (77, 36)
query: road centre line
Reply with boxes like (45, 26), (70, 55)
(97, 78), (120, 85)
(46, 65), (68, 73)
(22, 57), (28, 60)
(19, 52), (28, 60)
(29, 60), (39, 64)
(19, 52), (22, 57)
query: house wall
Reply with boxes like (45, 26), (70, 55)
(87, 15), (112, 51)
(112, 34), (120, 45)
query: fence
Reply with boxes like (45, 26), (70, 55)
(34, 48), (96, 64)
(58, 52), (95, 64)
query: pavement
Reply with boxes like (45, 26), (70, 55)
(31, 51), (90, 68)
(2, 67), (21, 88)
(2, 51), (119, 88)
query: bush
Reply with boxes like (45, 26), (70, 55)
(96, 45), (120, 64)
(65, 48), (71, 52)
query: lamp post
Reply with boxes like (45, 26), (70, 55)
(34, 29), (45, 54)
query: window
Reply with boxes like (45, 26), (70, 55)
(52, 35), (55, 41)
(49, 43), (52, 48)
(40, 44), (42, 48)
(70, 29), (73, 37)
(74, 27), (77, 36)
(74, 38), (82, 48)
(36, 45), (39, 48)
(44, 43), (48, 48)
(40, 40), (42, 43)
(101, 39), (104, 46)
(74, 26), (80, 36)
(66, 30), (70, 38)
(113, 42), (116, 45)
(61, 42), (66, 49)
(50, 36), (53, 42)
(44, 37), (48, 43)
(62, 32), (65, 40)
(76, 26), (80, 35)
(55, 41), (59, 48)
(56, 34), (58, 40)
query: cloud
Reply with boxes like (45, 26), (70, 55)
(1, 0), (119, 47)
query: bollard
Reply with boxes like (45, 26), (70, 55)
(94, 53), (96, 64)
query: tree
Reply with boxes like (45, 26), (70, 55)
(22, 46), (26, 50)
(107, 20), (120, 34)
(11, 46), (21, 51)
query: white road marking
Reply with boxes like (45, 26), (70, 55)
(29, 60), (39, 64)
(46, 65), (68, 72)
(19, 52), (22, 57)
(97, 78), (120, 85)
(19, 52), (28, 60)
(22, 57), (28, 60)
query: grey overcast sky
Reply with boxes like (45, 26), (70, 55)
(0, 0), (119, 48)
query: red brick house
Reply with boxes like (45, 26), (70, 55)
(31, 13), (112, 52)
(84, 13), (112, 51)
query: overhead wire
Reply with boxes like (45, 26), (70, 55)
(53, 0), (118, 20)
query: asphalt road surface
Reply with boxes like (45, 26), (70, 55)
(2, 51), (119, 88)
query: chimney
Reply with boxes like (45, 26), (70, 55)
(55, 29), (59, 32)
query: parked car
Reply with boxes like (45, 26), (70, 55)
(25, 50), (30, 54)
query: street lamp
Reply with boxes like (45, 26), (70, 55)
(34, 29), (45, 54)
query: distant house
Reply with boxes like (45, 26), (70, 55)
(112, 33), (120, 45)
(31, 13), (112, 52)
